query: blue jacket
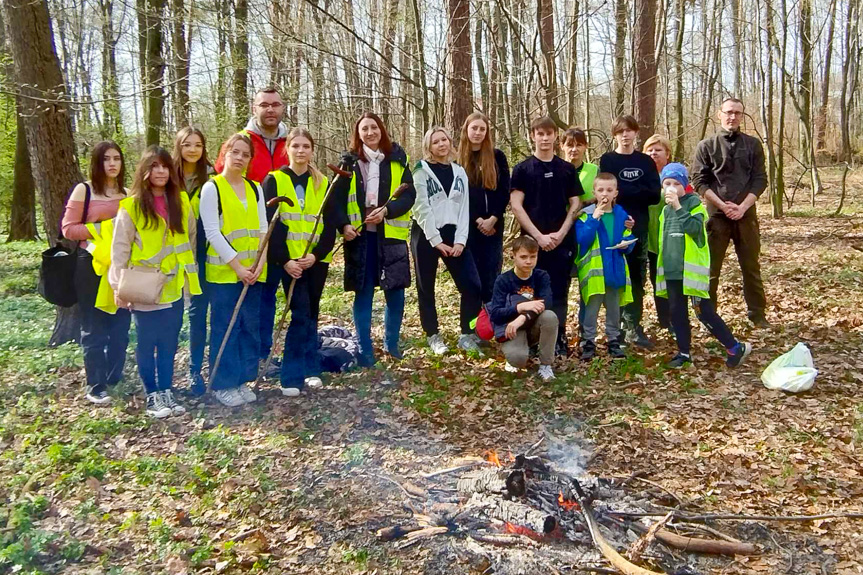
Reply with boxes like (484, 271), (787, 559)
(487, 269), (553, 341)
(574, 204), (635, 290)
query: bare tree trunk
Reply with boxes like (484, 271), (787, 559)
(537, 0), (561, 123)
(798, 0), (822, 204)
(216, 0), (229, 127)
(141, 0), (166, 146)
(2, 0), (85, 345)
(672, 0), (685, 160)
(633, 0), (657, 142)
(475, 14), (489, 111)
(566, 0), (580, 124)
(447, 0), (474, 132)
(612, 0), (627, 117)
(233, 0), (249, 127)
(776, 0), (789, 213)
(410, 0), (430, 128)
(9, 98), (38, 242)
(815, 0), (837, 153)
(839, 0), (860, 164)
(729, 0), (742, 95)
(99, 0), (122, 140)
(379, 0), (400, 124)
(172, 0), (190, 127)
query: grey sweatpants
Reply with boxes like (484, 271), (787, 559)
(582, 289), (622, 344)
(501, 310), (559, 367)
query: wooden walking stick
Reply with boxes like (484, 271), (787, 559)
(253, 162), (354, 391)
(328, 182), (411, 259)
(207, 196), (293, 392)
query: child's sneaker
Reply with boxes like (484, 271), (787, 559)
(538, 364), (555, 381)
(428, 334), (449, 355)
(146, 392), (172, 418)
(238, 383), (257, 403)
(304, 377), (323, 390)
(160, 389), (186, 416)
(580, 341), (596, 362)
(214, 387), (246, 407)
(504, 362), (519, 373)
(666, 352), (692, 368)
(608, 341), (626, 360)
(86, 385), (112, 405)
(457, 334), (482, 354)
(726, 342), (753, 368)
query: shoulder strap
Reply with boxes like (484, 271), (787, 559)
(82, 183), (92, 224)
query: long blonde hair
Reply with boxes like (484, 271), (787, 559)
(457, 112), (497, 190)
(286, 127), (324, 189)
(421, 126), (454, 162)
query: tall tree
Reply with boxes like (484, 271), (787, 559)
(99, 0), (122, 140)
(537, 0), (560, 121)
(9, 99), (38, 242)
(633, 0), (658, 141)
(446, 0), (473, 131)
(379, 0), (400, 124)
(171, 0), (190, 127)
(2, 0), (84, 344)
(815, 0), (838, 152)
(672, 0), (686, 160)
(566, 0), (580, 124)
(612, 0), (627, 117)
(232, 0), (249, 126)
(139, 0), (166, 145)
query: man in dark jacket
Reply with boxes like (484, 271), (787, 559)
(691, 98), (769, 326)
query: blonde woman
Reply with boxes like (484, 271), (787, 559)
(411, 126), (482, 355)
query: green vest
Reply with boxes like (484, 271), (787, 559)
(270, 170), (333, 263)
(118, 192), (201, 304)
(656, 201), (711, 299)
(346, 160), (411, 241)
(575, 212), (633, 305)
(205, 175), (268, 284)
(578, 162), (598, 204)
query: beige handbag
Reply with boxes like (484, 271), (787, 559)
(117, 226), (170, 305)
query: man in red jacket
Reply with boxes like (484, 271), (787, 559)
(216, 87), (289, 183)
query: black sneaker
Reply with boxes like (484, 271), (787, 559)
(580, 341), (596, 362)
(189, 372), (206, 396)
(555, 339), (570, 358)
(666, 353), (692, 368)
(260, 358), (282, 379)
(608, 341), (626, 360)
(626, 328), (655, 350)
(384, 347), (404, 361)
(358, 352), (377, 368)
(726, 342), (753, 368)
(751, 316), (771, 328)
(85, 386), (111, 405)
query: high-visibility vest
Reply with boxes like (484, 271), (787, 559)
(578, 162), (598, 204)
(205, 174), (268, 284)
(270, 170), (333, 263)
(189, 186), (203, 220)
(656, 201), (711, 299)
(86, 218), (121, 314)
(116, 192), (202, 304)
(575, 212), (634, 305)
(346, 160), (411, 242)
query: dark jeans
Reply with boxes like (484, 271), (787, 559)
(74, 251), (131, 390)
(706, 208), (767, 321)
(666, 279), (737, 356)
(647, 250), (671, 329)
(467, 228), (503, 304)
(281, 262), (329, 389)
(536, 243), (574, 347)
(188, 250), (210, 376)
(411, 224), (483, 336)
(259, 266), (286, 360)
(353, 232), (404, 357)
(132, 299), (183, 394)
(622, 229), (648, 332)
(209, 282), (261, 391)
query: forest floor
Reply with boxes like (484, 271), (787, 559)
(1, 170), (863, 575)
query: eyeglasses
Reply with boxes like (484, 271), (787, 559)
(721, 110), (744, 117)
(256, 102), (284, 110)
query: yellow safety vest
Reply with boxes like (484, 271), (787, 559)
(86, 219), (121, 314)
(578, 162), (598, 204)
(575, 212), (634, 305)
(656, 201), (711, 299)
(205, 175), (268, 284)
(115, 193), (202, 305)
(346, 160), (411, 241)
(270, 170), (333, 263)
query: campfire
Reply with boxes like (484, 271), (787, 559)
(376, 437), (758, 574)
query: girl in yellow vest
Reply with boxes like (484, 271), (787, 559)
(172, 126), (216, 395)
(200, 134), (267, 407)
(656, 164), (752, 369)
(60, 141), (131, 405)
(110, 146), (201, 419)
(261, 128), (337, 395)
(332, 112), (416, 366)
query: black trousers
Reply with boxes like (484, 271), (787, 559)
(666, 279), (737, 356)
(74, 251), (131, 391)
(647, 250), (671, 329)
(467, 228), (503, 304)
(622, 229), (648, 332)
(536, 242), (574, 347)
(410, 224), (482, 336)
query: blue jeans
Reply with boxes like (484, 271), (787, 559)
(353, 232), (404, 358)
(280, 263), (329, 389)
(188, 250), (210, 376)
(133, 299), (183, 394)
(209, 282), (262, 391)
(260, 266), (287, 360)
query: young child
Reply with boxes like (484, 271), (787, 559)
(656, 163), (752, 368)
(487, 235), (558, 381)
(575, 172), (635, 361)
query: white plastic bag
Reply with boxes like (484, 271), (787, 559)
(761, 342), (817, 392)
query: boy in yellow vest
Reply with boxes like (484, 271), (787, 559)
(656, 163), (752, 368)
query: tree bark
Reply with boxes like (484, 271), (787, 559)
(141, 0), (166, 146)
(9, 98), (38, 242)
(446, 0), (474, 132)
(567, 0), (580, 124)
(612, 0), (627, 118)
(815, 0), (837, 153)
(537, 0), (559, 121)
(172, 0), (190, 127)
(233, 0), (249, 127)
(379, 0), (400, 124)
(633, 0), (657, 142)
(672, 0), (685, 160)
(216, 0), (229, 127)
(99, 0), (122, 140)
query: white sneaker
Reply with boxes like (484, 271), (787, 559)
(85, 386), (112, 405)
(504, 362), (519, 373)
(238, 383), (257, 403)
(281, 387), (301, 398)
(427, 334), (449, 355)
(457, 334), (482, 354)
(538, 364), (555, 381)
(214, 387), (246, 407)
(304, 377), (323, 389)
(146, 392), (172, 418)
(160, 389), (186, 416)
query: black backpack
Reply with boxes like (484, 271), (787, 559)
(37, 184), (91, 307)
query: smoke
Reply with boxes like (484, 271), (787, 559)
(543, 434), (591, 478)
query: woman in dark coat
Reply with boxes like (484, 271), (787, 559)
(332, 112), (416, 366)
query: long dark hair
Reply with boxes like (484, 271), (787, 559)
(172, 126), (212, 192)
(130, 146), (184, 234)
(350, 112), (393, 161)
(89, 140), (126, 196)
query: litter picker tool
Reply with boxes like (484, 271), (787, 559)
(329, 182), (410, 259)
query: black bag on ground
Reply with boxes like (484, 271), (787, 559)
(38, 183), (91, 307)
